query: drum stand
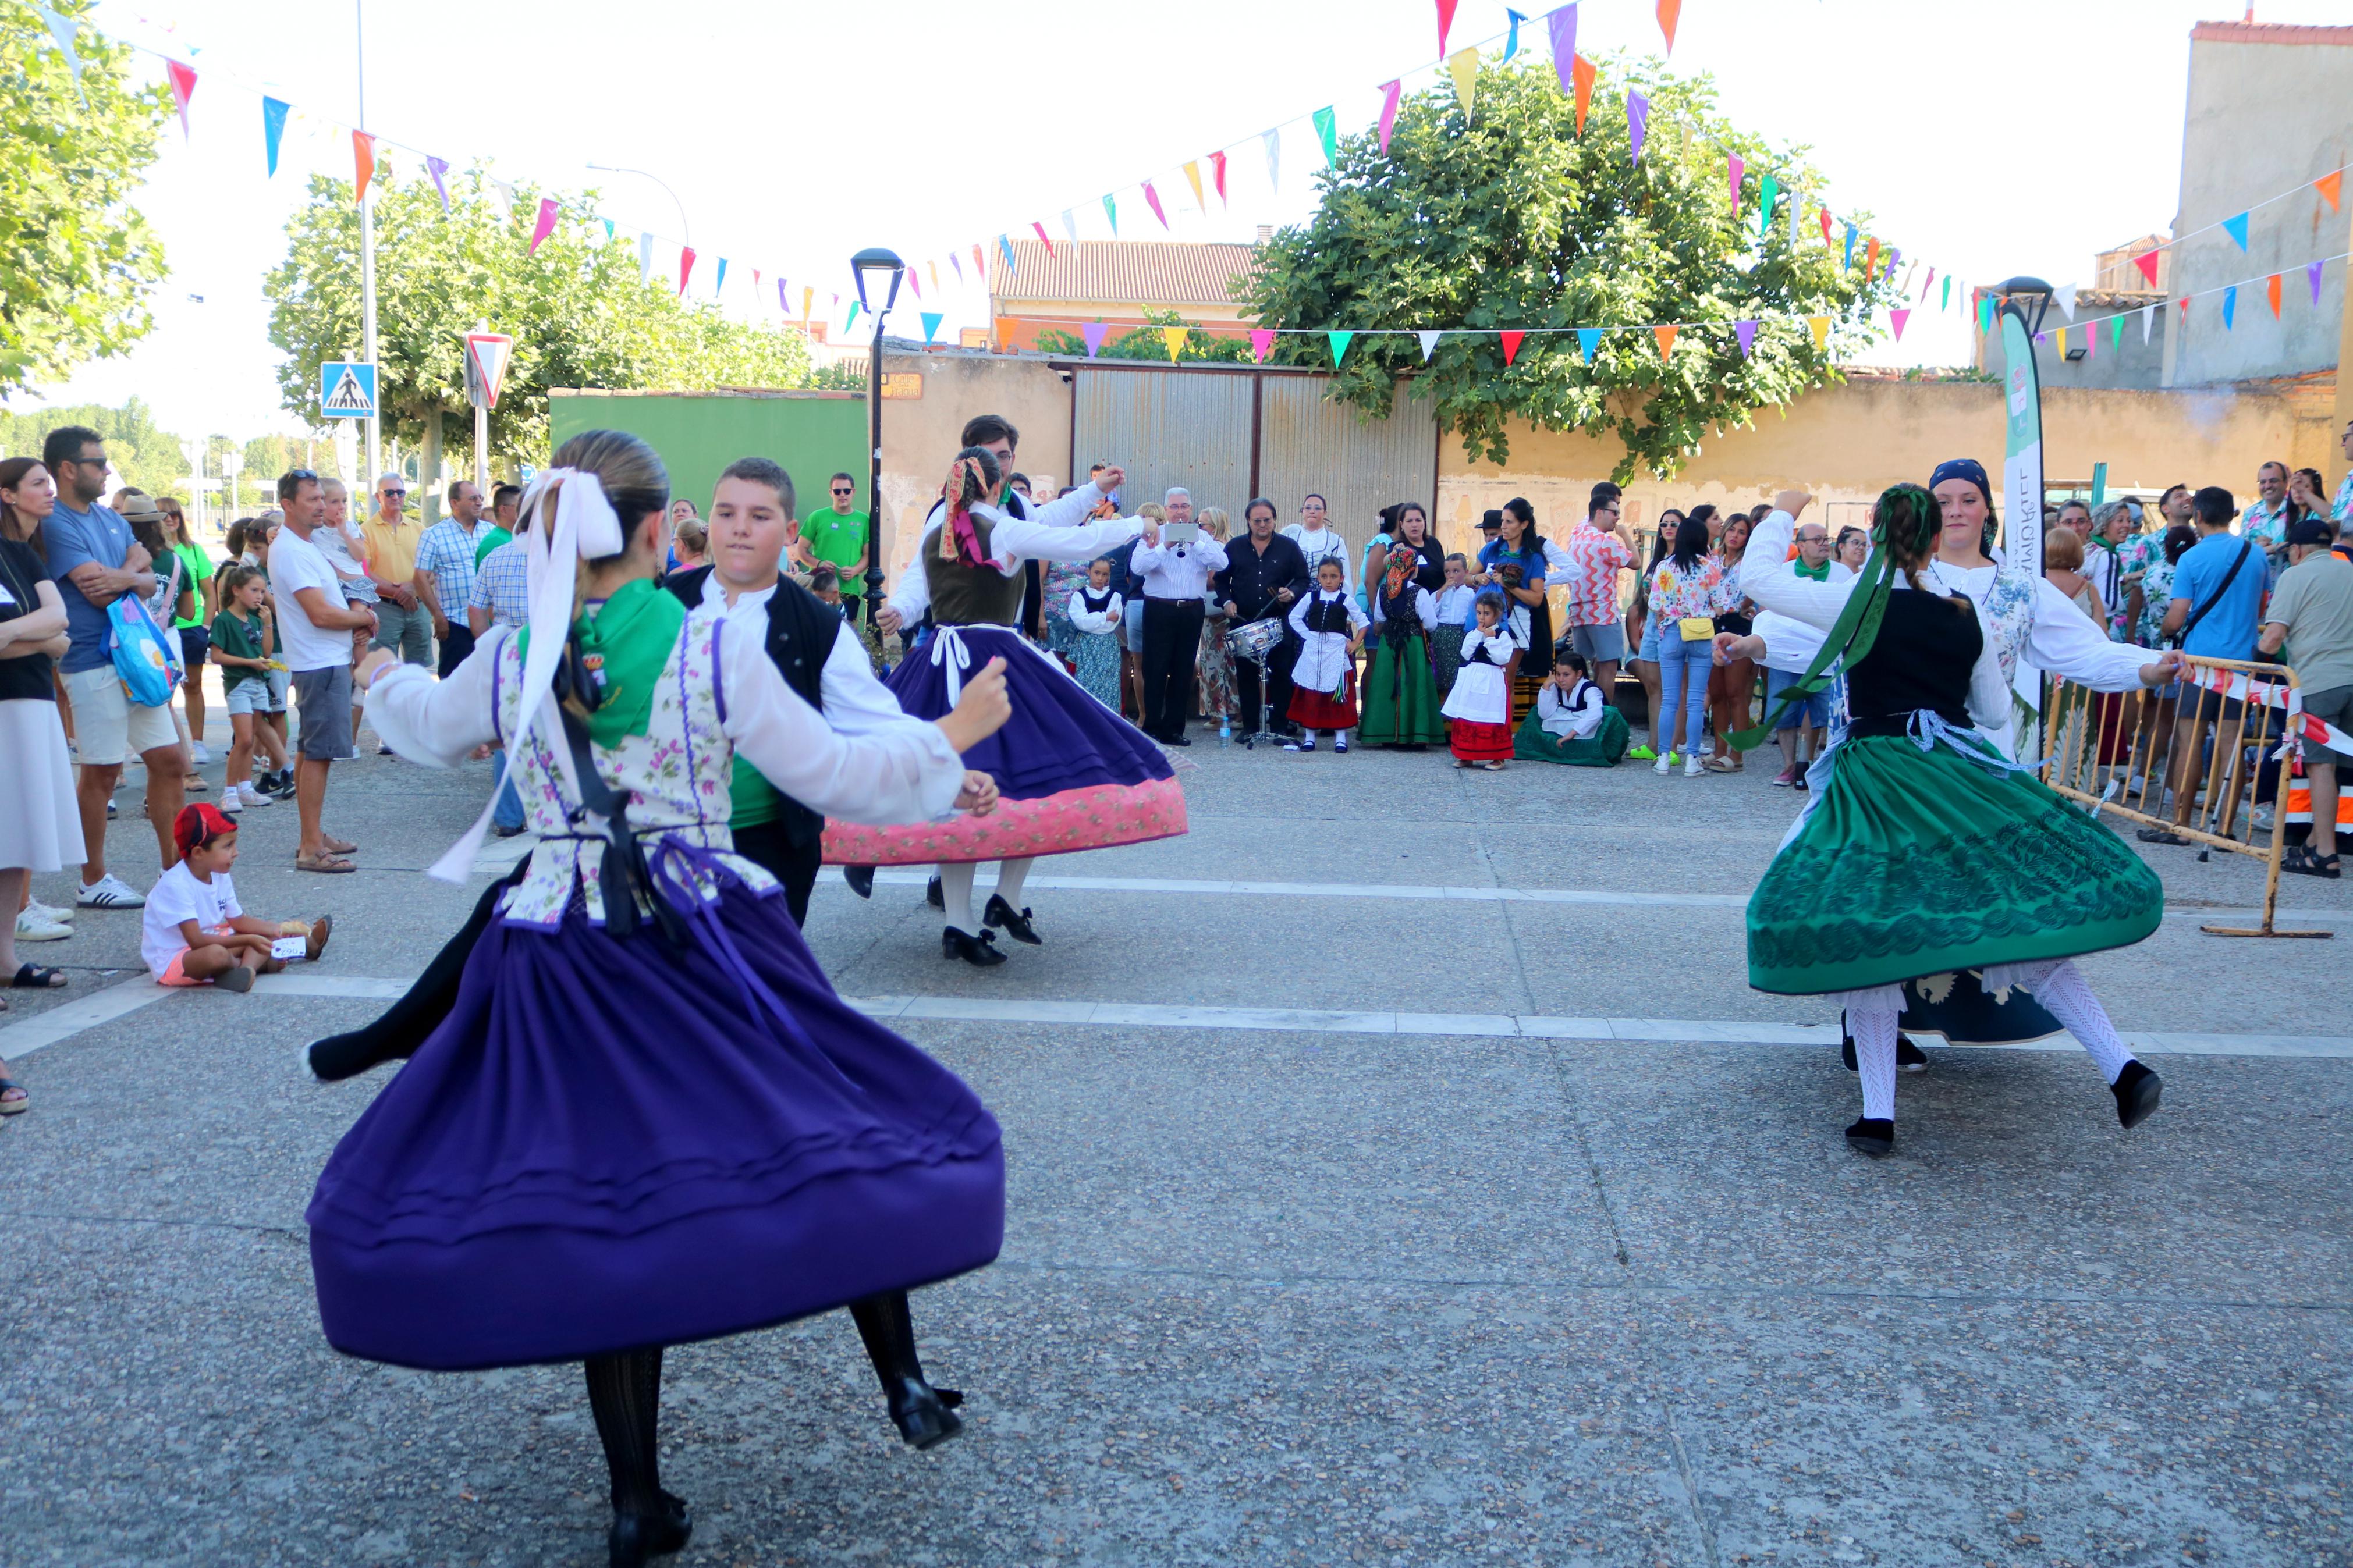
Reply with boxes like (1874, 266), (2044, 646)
(1242, 648), (1281, 749)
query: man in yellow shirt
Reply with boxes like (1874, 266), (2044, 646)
(360, 472), (430, 667)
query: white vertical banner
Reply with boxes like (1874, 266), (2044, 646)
(1999, 304), (2045, 739)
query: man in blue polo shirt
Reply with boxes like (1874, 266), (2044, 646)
(40, 424), (187, 907)
(2142, 485), (2267, 844)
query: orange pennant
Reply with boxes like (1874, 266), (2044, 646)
(2317, 170), (2344, 213)
(352, 131), (376, 204)
(1864, 236), (1880, 281)
(1656, 0), (1681, 52)
(1571, 54), (1596, 135)
(1653, 323), (1677, 362)
(2267, 272), (2283, 317)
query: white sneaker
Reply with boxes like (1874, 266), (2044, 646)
(219, 789), (243, 814)
(190, 741), (212, 765)
(1653, 753), (1673, 775)
(1684, 755), (1707, 778)
(236, 783), (272, 808)
(23, 899), (74, 925)
(13, 910), (72, 942)
(76, 873), (147, 909)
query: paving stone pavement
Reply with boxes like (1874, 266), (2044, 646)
(2, 723), (2347, 1567)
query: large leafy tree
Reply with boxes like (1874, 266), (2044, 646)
(1243, 55), (1891, 478)
(0, 1), (171, 399)
(264, 163), (814, 470)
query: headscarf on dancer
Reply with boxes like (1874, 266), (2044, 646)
(1929, 456), (2000, 557)
(936, 447), (1003, 568)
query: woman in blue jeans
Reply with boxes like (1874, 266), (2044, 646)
(1644, 514), (1730, 778)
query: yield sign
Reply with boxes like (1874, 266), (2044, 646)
(466, 332), (514, 410)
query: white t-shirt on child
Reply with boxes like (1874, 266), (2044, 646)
(141, 862), (243, 978)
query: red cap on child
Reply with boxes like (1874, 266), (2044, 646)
(172, 802), (238, 858)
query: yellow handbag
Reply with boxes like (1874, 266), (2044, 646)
(1677, 617), (1715, 641)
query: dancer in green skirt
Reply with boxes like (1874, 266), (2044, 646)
(1725, 484), (2187, 1157)
(1516, 649), (1629, 766)
(1358, 544), (1447, 748)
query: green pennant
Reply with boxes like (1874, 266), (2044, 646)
(1312, 106), (1338, 168)
(1327, 329), (1355, 366)
(2110, 315), (2125, 349)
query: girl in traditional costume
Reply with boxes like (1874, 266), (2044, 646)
(1516, 648), (1628, 766)
(1444, 591), (1520, 769)
(1066, 556), (1126, 710)
(306, 431), (1015, 1567)
(848, 452), (1181, 967)
(1727, 485), (2185, 1155)
(1431, 553), (1476, 698)
(1284, 556), (1365, 752)
(1358, 541), (1447, 748)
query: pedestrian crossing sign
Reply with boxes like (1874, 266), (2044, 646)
(319, 361), (378, 419)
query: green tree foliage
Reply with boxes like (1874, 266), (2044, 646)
(1241, 55), (1892, 479)
(0, 2), (171, 398)
(263, 163), (814, 470)
(0, 396), (186, 494)
(1034, 307), (1257, 364)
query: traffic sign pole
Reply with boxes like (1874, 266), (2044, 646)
(356, 0), (381, 488)
(463, 328), (514, 499)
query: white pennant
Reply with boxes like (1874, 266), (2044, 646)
(491, 179), (516, 217)
(1418, 330), (1443, 362)
(637, 232), (654, 283)
(33, 5), (86, 101)
(1061, 208), (1078, 244)
(2054, 283), (2078, 319)
(1262, 127), (1281, 193)
(2140, 302), (2156, 343)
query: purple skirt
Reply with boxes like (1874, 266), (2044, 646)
(888, 624), (1170, 801)
(306, 870), (1003, 1371)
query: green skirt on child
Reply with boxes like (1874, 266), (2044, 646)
(1513, 705), (1629, 767)
(1359, 634), (1447, 746)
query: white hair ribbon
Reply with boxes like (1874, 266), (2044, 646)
(425, 467), (627, 882)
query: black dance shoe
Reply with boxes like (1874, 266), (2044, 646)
(1844, 1117), (1895, 1157)
(1162, 731), (1192, 746)
(844, 865), (875, 899)
(608, 1491), (690, 1567)
(884, 1376), (967, 1450)
(2111, 1060), (2163, 1129)
(1840, 1034), (1929, 1072)
(942, 926), (1007, 967)
(925, 874), (943, 909)
(984, 894), (1042, 945)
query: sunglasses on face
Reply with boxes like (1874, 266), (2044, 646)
(381, 488), (407, 497)
(831, 486), (853, 496)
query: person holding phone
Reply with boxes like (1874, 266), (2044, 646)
(1129, 486), (1229, 745)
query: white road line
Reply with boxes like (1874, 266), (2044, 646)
(824, 869), (2342, 925)
(14, 972), (2337, 1061)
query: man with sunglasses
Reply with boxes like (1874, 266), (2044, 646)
(797, 471), (870, 588)
(361, 472), (430, 671)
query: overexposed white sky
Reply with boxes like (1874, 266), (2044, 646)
(29, 0), (2348, 440)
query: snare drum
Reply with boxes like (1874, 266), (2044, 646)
(1226, 617), (1286, 661)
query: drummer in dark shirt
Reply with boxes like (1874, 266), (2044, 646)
(1215, 497), (1312, 739)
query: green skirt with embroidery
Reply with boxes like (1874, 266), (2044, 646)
(1747, 733), (2163, 996)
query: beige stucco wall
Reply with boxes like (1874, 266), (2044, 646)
(872, 350), (1074, 585)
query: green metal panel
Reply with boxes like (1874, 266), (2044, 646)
(548, 390), (868, 520)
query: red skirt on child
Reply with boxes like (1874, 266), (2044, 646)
(1288, 671), (1358, 731)
(1450, 719), (1514, 762)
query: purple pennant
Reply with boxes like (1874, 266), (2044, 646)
(1734, 320), (1757, 357)
(1547, 5), (1577, 95)
(1626, 91), (1649, 165)
(426, 155), (450, 210)
(1082, 322), (1109, 359)
(2312, 261), (2327, 305)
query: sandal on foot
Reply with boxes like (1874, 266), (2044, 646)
(305, 915), (333, 961)
(320, 837), (357, 855)
(295, 853), (357, 874)
(0, 1078), (27, 1115)
(9, 964), (66, 990)
(2281, 844), (2342, 879)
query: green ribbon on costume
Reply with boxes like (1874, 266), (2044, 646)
(517, 577), (686, 746)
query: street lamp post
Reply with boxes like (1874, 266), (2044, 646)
(850, 247), (906, 633)
(586, 163), (690, 250)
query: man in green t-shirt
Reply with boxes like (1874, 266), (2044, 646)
(473, 483), (521, 567)
(796, 471), (869, 578)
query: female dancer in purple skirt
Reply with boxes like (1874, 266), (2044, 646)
(860, 450), (1186, 966)
(307, 430), (1012, 1567)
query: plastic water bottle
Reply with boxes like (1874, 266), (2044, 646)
(1219, 717), (1232, 746)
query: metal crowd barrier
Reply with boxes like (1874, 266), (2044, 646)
(2041, 655), (2332, 941)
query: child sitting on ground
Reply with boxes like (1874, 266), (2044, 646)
(143, 804), (331, 993)
(1515, 649), (1630, 767)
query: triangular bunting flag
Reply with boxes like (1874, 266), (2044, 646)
(2083, 321), (2095, 360)
(1571, 54), (1596, 135)
(261, 97), (289, 176)
(1734, 321), (1757, 357)
(1082, 322), (1109, 359)
(2221, 211), (2249, 250)
(1162, 326), (1190, 364)
(1504, 8), (1527, 59)
(719, 259), (734, 296)
(997, 233), (1017, 269)
(2266, 273), (2282, 317)
(1436, 0), (1460, 55)
(1263, 128), (1282, 193)
(491, 180), (515, 216)
(1312, 106), (1338, 166)
(1144, 181), (1168, 230)
(1758, 175), (1778, 237)
(2133, 250), (2160, 286)
(1378, 79), (1403, 152)
(845, 301), (860, 332)
(1726, 155), (1744, 220)
(1889, 307), (1910, 341)
(1575, 328), (1601, 360)
(1211, 151), (1228, 207)
(2141, 303), (2155, 343)
(2312, 260), (2328, 305)
(920, 312), (943, 346)
(33, 5), (85, 99)
(1548, 5), (1578, 96)
(678, 247), (697, 296)
(352, 131), (375, 204)
(1103, 194), (1119, 236)
(1656, 0), (1681, 51)
(2110, 315), (2125, 350)
(528, 198), (559, 254)
(2054, 283), (2077, 319)
(1250, 329), (1276, 363)
(1940, 276), (1951, 310)
(1182, 161), (1204, 211)
(638, 232), (654, 283)
(1626, 92), (1648, 165)
(949, 252), (963, 285)
(1418, 330), (1443, 362)
(779, 278), (789, 311)
(973, 243), (988, 277)
(802, 286), (814, 321)
(1819, 207), (1833, 245)
(2317, 171), (2343, 214)
(1652, 324), (1677, 362)
(1448, 51), (1477, 119)
(2222, 284), (2237, 329)
(1328, 330), (1355, 366)
(1978, 294), (1994, 334)
(166, 59), (197, 139)
(1843, 224), (1856, 270)
(1807, 315), (1830, 351)
(430, 157), (452, 210)
(1032, 221), (1055, 257)
(1499, 330), (1526, 366)
(1864, 235), (1881, 281)
(1060, 209), (1078, 244)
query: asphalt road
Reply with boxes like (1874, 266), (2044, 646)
(2, 710), (2347, 1567)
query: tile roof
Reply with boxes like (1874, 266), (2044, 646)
(2189, 20), (2353, 45)
(990, 240), (1261, 308)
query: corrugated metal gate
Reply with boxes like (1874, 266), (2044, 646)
(1065, 362), (1435, 531)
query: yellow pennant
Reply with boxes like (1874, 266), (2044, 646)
(2050, 324), (2066, 355)
(1807, 315), (1830, 351)
(1162, 325), (1191, 362)
(800, 286), (813, 322)
(1183, 159), (1205, 212)
(928, 260), (941, 293)
(1447, 48), (1478, 119)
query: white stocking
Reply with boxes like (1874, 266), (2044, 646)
(992, 857), (1033, 909)
(937, 862), (978, 936)
(1848, 1005), (1900, 1122)
(2000, 958), (2136, 1085)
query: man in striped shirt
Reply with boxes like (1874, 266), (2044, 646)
(414, 480), (489, 677)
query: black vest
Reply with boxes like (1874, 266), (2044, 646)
(666, 566), (842, 847)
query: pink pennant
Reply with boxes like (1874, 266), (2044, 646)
(528, 198), (559, 254)
(1144, 181), (1169, 230)
(1734, 320), (1757, 357)
(1249, 329), (1276, 363)
(2133, 250), (2160, 287)
(1889, 308), (1910, 341)
(1726, 154), (1744, 219)
(1436, 0), (1460, 54)
(166, 60), (197, 138)
(677, 246), (697, 296)
(1032, 220), (1055, 258)
(1378, 79), (1403, 154)
(1081, 322), (1108, 358)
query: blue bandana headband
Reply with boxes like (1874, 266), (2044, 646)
(1929, 457), (1991, 502)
